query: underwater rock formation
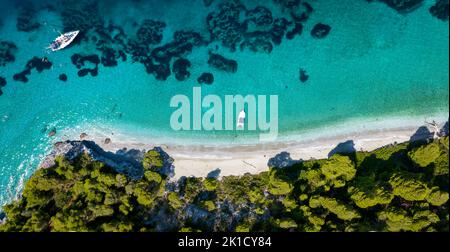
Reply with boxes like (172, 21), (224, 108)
(208, 53), (238, 73)
(0, 77), (6, 96)
(136, 19), (166, 45)
(270, 18), (291, 45)
(240, 31), (273, 53)
(203, 0), (215, 7)
(16, 2), (40, 32)
(71, 54), (100, 77)
(299, 68), (309, 83)
(0, 41), (18, 67)
(245, 6), (273, 27)
(286, 22), (303, 40)
(368, 0), (424, 13)
(429, 0), (449, 21)
(197, 72), (214, 85)
(172, 58), (191, 81)
(13, 57), (52, 83)
(143, 31), (205, 80)
(207, 2), (246, 51)
(311, 23), (331, 39)
(60, 1), (104, 34)
(59, 74), (68, 82)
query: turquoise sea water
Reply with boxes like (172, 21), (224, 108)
(0, 0), (448, 206)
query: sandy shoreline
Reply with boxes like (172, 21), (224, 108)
(78, 124), (443, 179)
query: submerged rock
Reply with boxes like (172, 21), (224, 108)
(207, 2), (246, 51)
(378, 0), (424, 13)
(203, 0), (214, 7)
(270, 18), (291, 45)
(286, 22), (303, 40)
(311, 23), (331, 39)
(71, 54), (100, 68)
(71, 54), (100, 77)
(16, 2), (40, 32)
(208, 53), (238, 73)
(429, 0), (449, 21)
(13, 57), (52, 83)
(59, 74), (68, 82)
(136, 19), (166, 45)
(245, 6), (273, 27)
(0, 41), (18, 67)
(240, 31), (273, 53)
(0, 76), (6, 96)
(299, 68), (309, 83)
(172, 58), (191, 81)
(197, 72), (214, 85)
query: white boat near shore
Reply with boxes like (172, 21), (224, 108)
(47, 30), (79, 51)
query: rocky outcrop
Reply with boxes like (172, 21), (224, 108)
(40, 140), (174, 180)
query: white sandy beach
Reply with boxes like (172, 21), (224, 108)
(77, 121), (445, 180)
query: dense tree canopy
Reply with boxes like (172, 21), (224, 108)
(0, 137), (448, 232)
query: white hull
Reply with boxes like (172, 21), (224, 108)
(48, 30), (79, 51)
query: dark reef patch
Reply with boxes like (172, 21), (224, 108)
(208, 53), (238, 73)
(430, 0), (449, 21)
(0, 77), (6, 96)
(13, 57), (52, 83)
(0, 41), (18, 67)
(245, 6), (273, 27)
(142, 31), (205, 80)
(240, 31), (273, 53)
(71, 54), (100, 78)
(286, 22), (303, 40)
(270, 18), (291, 45)
(16, 2), (40, 32)
(59, 74), (68, 82)
(207, 2), (246, 51)
(136, 19), (166, 45)
(172, 58), (191, 81)
(311, 23), (331, 39)
(368, 0), (424, 13)
(198, 72), (214, 85)
(299, 68), (309, 83)
(60, 1), (104, 34)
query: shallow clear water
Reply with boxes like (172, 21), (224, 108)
(0, 0), (448, 206)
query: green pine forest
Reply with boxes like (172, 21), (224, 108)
(0, 137), (448, 232)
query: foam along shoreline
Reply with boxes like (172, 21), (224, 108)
(76, 120), (448, 180)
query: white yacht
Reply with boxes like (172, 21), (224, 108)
(47, 30), (79, 51)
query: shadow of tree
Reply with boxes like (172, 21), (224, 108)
(409, 126), (433, 142)
(207, 168), (221, 179)
(267, 151), (300, 169)
(328, 140), (356, 158)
